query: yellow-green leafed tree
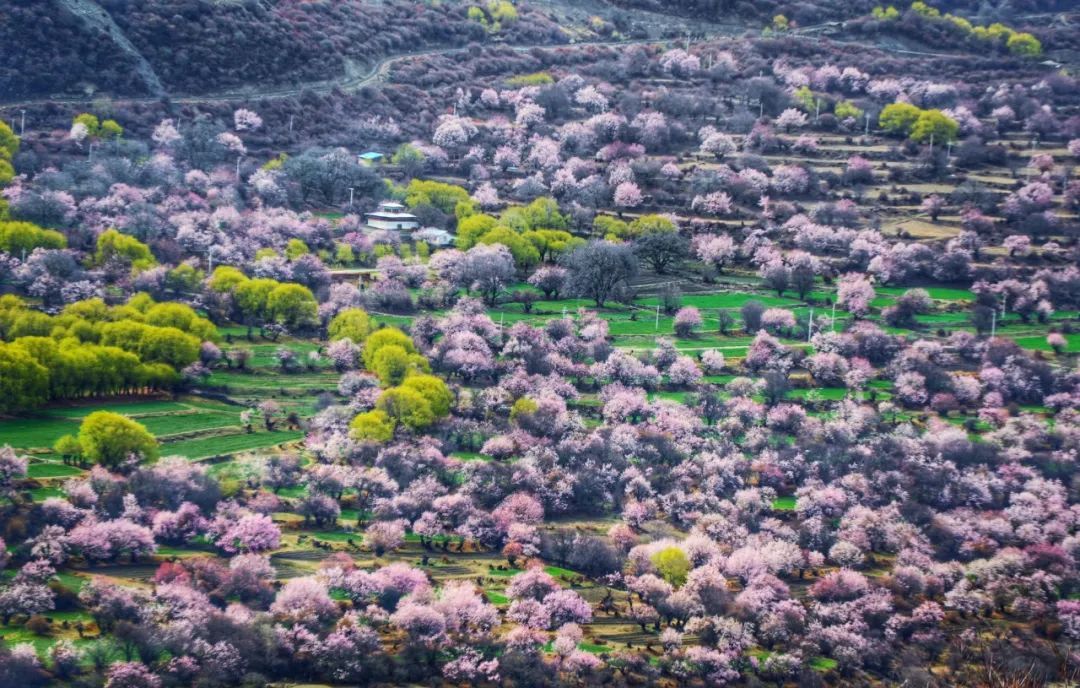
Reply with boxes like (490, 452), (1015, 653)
(1007, 32), (1041, 57)
(0, 121), (19, 161)
(208, 266), (249, 293)
(328, 308), (372, 343)
(0, 221), (66, 255)
(267, 283), (318, 329)
(401, 374), (453, 417)
(94, 229), (156, 271)
(78, 411), (159, 468)
(405, 179), (469, 214)
(910, 110), (959, 143)
(879, 102), (922, 136)
(350, 409), (396, 443)
(651, 546), (691, 587)
(362, 327), (418, 371)
(0, 342), (48, 413)
(377, 386), (436, 431)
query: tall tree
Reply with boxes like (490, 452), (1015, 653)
(561, 240), (638, 307)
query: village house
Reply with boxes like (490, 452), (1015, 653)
(411, 227), (454, 247)
(365, 200), (420, 233)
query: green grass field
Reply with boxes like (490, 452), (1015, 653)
(1013, 332), (1080, 353)
(0, 399), (244, 451)
(26, 462), (83, 478)
(164, 430), (304, 460)
(772, 496), (797, 511)
(875, 286), (974, 301)
(371, 281), (1076, 366)
(637, 292), (800, 309)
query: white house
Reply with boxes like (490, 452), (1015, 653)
(365, 201), (420, 232)
(412, 227), (454, 247)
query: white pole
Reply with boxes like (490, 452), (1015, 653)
(289, 115), (295, 133)
(236, 155), (243, 179)
(864, 112), (870, 137)
(807, 308), (813, 343)
(928, 132), (934, 155)
(19, 110), (25, 137)
(655, 304), (660, 330)
(207, 246), (214, 274)
(831, 300), (836, 332)
(348, 187), (355, 208)
(990, 308), (996, 338)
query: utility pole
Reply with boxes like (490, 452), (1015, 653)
(19, 110), (25, 137)
(88, 142), (96, 161)
(807, 308), (813, 343)
(815, 99), (821, 122)
(207, 245), (214, 274)
(655, 304), (660, 330)
(348, 187), (355, 208)
(928, 132), (934, 156)
(289, 115), (295, 133)
(831, 300), (836, 332)
(864, 112), (871, 137)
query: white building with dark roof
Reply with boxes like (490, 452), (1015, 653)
(365, 201), (420, 232)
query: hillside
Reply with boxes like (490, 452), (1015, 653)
(0, 0), (567, 100)
(1, 1), (1080, 687)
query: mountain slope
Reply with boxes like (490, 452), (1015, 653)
(57, 0), (165, 96)
(1, 0), (568, 100)
(0, 0), (146, 99)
